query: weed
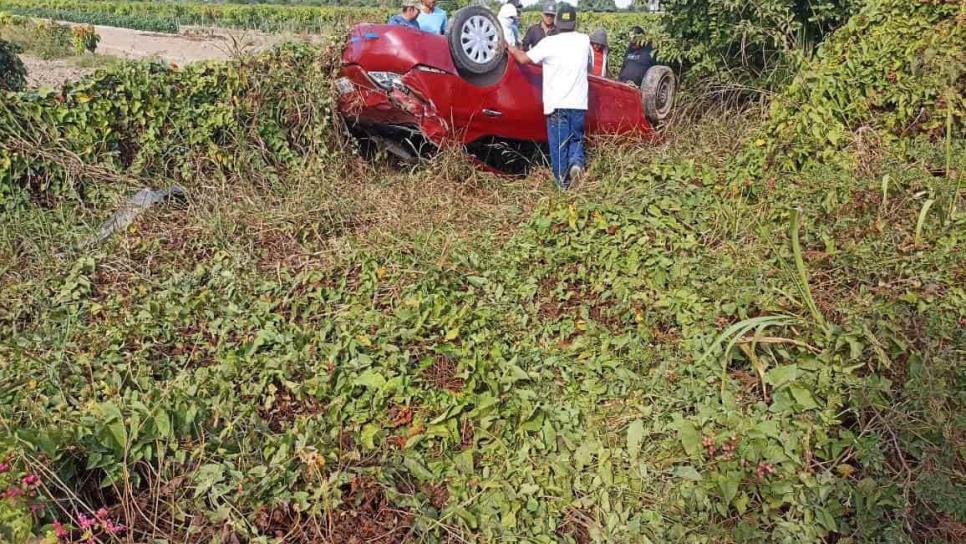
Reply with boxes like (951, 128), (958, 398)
(0, 3), (964, 543)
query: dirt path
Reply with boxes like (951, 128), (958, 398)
(20, 23), (307, 88)
(90, 24), (291, 65)
(21, 56), (92, 88)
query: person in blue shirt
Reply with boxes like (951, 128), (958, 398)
(416, 0), (447, 34)
(388, 0), (421, 29)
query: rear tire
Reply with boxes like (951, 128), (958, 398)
(447, 6), (506, 77)
(641, 66), (675, 125)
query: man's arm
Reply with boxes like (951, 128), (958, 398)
(507, 44), (535, 66)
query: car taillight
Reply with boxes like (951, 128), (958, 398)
(367, 72), (405, 91)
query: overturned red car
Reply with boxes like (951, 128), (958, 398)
(336, 6), (675, 173)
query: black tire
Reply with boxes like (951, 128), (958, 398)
(641, 66), (675, 125)
(447, 6), (506, 76)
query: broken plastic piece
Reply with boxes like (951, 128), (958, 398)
(89, 185), (186, 245)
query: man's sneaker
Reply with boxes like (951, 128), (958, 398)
(568, 164), (585, 189)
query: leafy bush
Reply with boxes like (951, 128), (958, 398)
(2, 128), (962, 542)
(71, 23), (99, 54)
(0, 42), (339, 209)
(747, 0), (966, 171)
(1, 15), (98, 60)
(658, 0), (855, 81)
(0, 38), (25, 91)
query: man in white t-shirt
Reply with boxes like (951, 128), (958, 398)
(507, 3), (591, 189)
(498, 0), (522, 47)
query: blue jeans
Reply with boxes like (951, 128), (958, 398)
(546, 109), (586, 188)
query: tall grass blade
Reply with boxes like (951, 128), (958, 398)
(790, 208), (826, 328)
(944, 100), (957, 220)
(914, 198), (935, 246)
(698, 314), (798, 365)
(880, 174), (889, 214)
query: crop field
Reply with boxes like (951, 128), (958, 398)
(0, 0), (388, 33)
(1, 1), (964, 543)
(0, 1), (658, 45)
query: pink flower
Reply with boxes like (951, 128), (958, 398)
(53, 520), (69, 539)
(103, 518), (126, 535)
(95, 507), (110, 521)
(77, 512), (95, 529)
(21, 474), (40, 487)
(0, 462), (10, 473)
(2, 485), (23, 499)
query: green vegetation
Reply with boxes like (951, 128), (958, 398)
(0, 0), (963, 543)
(0, 38), (25, 90)
(0, 0), (659, 36)
(0, 14), (101, 59)
(753, 0), (965, 171)
(658, 0), (855, 80)
(0, 0), (388, 33)
(71, 23), (99, 54)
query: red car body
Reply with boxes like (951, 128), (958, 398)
(337, 24), (656, 157)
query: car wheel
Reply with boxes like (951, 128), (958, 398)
(447, 6), (506, 76)
(641, 66), (675, 125)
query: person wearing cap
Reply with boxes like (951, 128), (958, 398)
(507, 4), (592, 189)
(388, 0), (421, 29)
(618, 26), (657, 86)
(522, 1), (558, 51)
(416, 0), (447, 35)
(589, 28), (608, 77)
(498, 0), (522, 47)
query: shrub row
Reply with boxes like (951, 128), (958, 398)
(0, 42), (338, 209)
(0, 0), (388, 33)
(745, 0), (966, 172)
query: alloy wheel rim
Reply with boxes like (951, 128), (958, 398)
(460, 15), (499, 64)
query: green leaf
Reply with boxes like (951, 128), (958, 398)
(154, 410), (171, 439)
(734, 492), (750, 514)
(404, 456), (435, 481)
(360, 423), (380, 449)
(816, 507), (838, 532)
(790, 385), (820, 410)
(765, 364), (800, 388)
(505, 364), (530, 383)
(466, 276), (486, 287)
(354, 370), (386, 390)
(672, 465), (702, 481)
(674, 420), (702, 458)
(627, 419), (645, 459)
(574, 441), (595, 468)
(108, 422), (127, 451)
(753, 419), (780, 438)
(192, 463), (225, 498)
(717, 471), (740, 505)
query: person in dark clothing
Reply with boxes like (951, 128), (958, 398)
(618, 26), (656, 86)
(522, 1), (557, 51)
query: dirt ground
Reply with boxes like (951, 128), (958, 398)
(21, 56), (91, 88)
(92, 24), (290, 65)
(21, 23), (300, 88)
